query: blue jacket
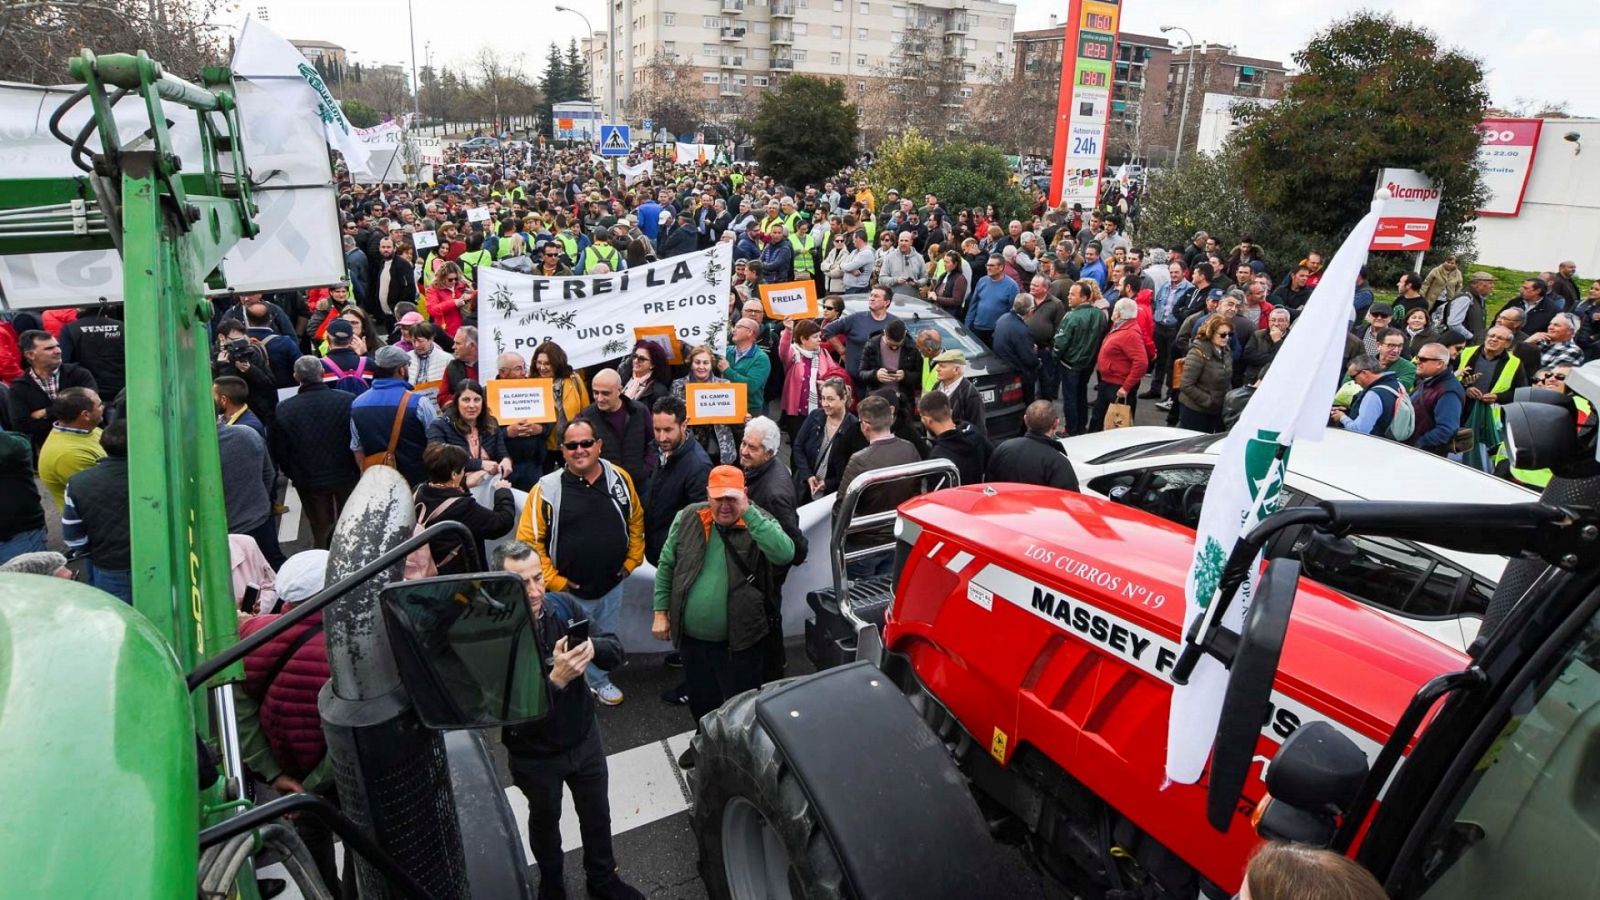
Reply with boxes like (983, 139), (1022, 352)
(1343, 370), (1402, 438)
(734, 234), (762, 263)
(344, 248), (370, 303)
(993, 311), (1038, 377)
(350, 378), (437, 486)
(1411, 370), (1466, 453)
(1081, 259), (1108, 291)
(966, 274), (1020, 332)
(637, 200), (663, 240)
(760, 239), (794, 283)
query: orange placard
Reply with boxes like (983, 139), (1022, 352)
(413, 379), (443, 395)
(685, 382), (748, 424)
(633, 325), (684, 365)
(486, 378), (557, 424)
(757, 280), (820, 320)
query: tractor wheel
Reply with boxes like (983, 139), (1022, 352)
(689, 680), (848, 900)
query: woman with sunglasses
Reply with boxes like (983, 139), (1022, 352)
(622, 340), (670, 409)
(1177, 316), (1234, 433)
(532, 340), (591, 472)
(425, 260), (475, 339)
(670, 344), (739, 466)
(820, 233), (851, 295)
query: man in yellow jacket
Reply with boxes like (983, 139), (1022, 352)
(516, 415), (644, 706)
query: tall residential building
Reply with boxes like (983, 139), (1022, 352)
(584, 0), (1016, 129)
(1013, 24), (1290, 164)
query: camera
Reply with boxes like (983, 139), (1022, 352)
(225, 338), (251, 360)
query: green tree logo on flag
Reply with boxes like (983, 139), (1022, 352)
(1194, 429), (1290, 610)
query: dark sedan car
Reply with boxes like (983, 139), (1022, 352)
(841, 296), (1026, 441)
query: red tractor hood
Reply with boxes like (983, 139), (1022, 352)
(889, 485), (1468, 890)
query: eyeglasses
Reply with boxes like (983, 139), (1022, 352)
(1550, 373), (1568, 382)
(1217, 331), (1232, 338)
(562, 438), (598, 450)
(1419, 356), (1450, 364)
(633, 354), (652, 363)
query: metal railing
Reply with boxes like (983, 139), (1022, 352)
(829, 458), (960, 633)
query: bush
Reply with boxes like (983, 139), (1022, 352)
(1138, 148), (1266, 259)
(867, 133), (1029, 219)
(750, 77), (859, 189)
(339, 99), (380, 129)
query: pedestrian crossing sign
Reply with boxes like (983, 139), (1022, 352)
(599, 124), (630, 157)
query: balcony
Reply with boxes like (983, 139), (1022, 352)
(721, 25), (746, 41)
(720, 82), (742, 96)
(771, 1), (795, 17)
(945, 17), (970, 34)
(945, 42), (967, 58)
(721, 0), (745, 12)
(770, 27), (793, 44)
(719, 55), (744, 67)
(771, 56), (795, 71)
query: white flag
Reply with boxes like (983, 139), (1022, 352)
(1163, 196), (1385, 785)
(231, 17), (375, 180)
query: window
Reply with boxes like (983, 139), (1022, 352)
(794, 49), (807, 61)
(1093, 466), (1213, 530)
(1404, 605), (1600, 899)
(892, 4), (905, 16)
(856, 53), (867, 66)
(959, 87), (973, 98)
(702, 72), (721, 83)
(750, 47), (768, 59)
(703, 44), (720, 56)
(856, 81), (866, 92)
(964, 37), (976, 50)
(754, 21), (769, 34)
(833, 0), (843, 10)
(831, 51), (842, 64)
(1236, 66), (1259, 86)
(734, 74), (747, 85)
(1286, 528), (1492, 621)
(704, 16), (720, 27)
(859, 1), (870, 12)
(753, 75), (769, 86)
(794, 22), (807, 34)
(664, 41), (676, 55)
(857, 27), (868, 39)
(832, 25), (843, 38)
(663, 12), (675, 25)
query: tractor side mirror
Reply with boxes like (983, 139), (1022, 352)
(1255, 721), (1370, 846)
(1298, 530), (1357, 577)
(380, 573), (550, 730)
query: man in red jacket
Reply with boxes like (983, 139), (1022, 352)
(1091, 298), (1150, 433)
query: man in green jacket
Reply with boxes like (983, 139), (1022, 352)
(719, 317), (772, 416)
(651, 465), (794, 768)
(1053, 281), (1109, 435)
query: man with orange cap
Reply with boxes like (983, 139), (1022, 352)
(651, 465), (795, 768)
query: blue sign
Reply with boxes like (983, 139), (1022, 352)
(642, 117), (654, 133)
(598, 124), (631, 157)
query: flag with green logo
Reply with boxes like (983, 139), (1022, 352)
(1163, 197), (1386, 785)
(232, 17), (375, 181)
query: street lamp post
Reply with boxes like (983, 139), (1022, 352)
(1160, 25), (1197, 166)
(406, 0), (420, 120)
(554, 5), (602, 143)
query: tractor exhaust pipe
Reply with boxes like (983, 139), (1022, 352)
(319, 466), (469, 899)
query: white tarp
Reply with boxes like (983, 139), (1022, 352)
(0, 78), (343, 308)
(353, 121), (405, 184)
(232, 16), (373, 180)
(476, 244), (733, 373)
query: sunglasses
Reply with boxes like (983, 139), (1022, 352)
(1548, 373), (1568, 382)
(633, 354), (652, 362)
(1420, 356), (1450, 364)
(562, 438), (598, 450)
(1218, 331), (1233, 338)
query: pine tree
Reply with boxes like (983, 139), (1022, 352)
(538, 42), (566, 137)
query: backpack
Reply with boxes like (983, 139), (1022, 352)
(322, 356), (370, 396)
(404, 494), (468, 580)
(1372, 383), (1416, 441)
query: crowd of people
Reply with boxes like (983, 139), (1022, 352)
(1, 133), (1594, 899)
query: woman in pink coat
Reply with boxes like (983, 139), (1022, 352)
(777, 317), (847, 439)
(425, 260), (475, 338)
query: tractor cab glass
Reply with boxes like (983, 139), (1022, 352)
(380, 573), (551, 730)
(1403, 602), (1600, 898)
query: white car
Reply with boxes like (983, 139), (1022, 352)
(1060, 427), (1539, 651)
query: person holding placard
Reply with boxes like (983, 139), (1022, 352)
(425, 380), (512, 483)
(533, 341), (591, 469)
(671, 345), (739, 467)
(719, 318), (772, 419)
(621, 341), (670, 411)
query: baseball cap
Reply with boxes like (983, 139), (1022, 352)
(1367, 305), (1392, 318)
(706, 465), (746, 500)
(325, 318), (354, 339)
(398, 311), (424, 326)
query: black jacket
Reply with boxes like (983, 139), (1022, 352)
(65, 455), (132, 569)
(858, 336), (921, 409)
(269, 384), (361, 492)
(414, 483), (516, 575)
(212, 349), (278, 427)
(744, 455), (807, 566)
(657, 224), (700, 259)
(501, 602), (624, 758)
(59, 312), (126, 402)
(986, 432), (1080, 492)
(929, 423), (991, 486)
(792, 409), (858, 500)
(641, 438), (711, 565)
(8, 363), (99, 453)
(942, 379), (989, 443)
(581, 398), (652, 491)
(0, 430), (44, 540)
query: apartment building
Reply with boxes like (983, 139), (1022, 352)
(1013, 24), (1290, 164)
(584, 0), (1016, 120)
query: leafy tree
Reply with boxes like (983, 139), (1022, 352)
(749, 76), (859, 189)
(339, 99), (380, 129)
(1138, 147), (1266, 260)
(867, 131), (1029, 219)
(1232, 12), (1489, 264)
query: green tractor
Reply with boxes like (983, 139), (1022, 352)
(0, 51), (545, 899)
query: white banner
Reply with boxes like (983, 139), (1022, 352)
(618, 158), (654, 185)
(412, 135), (445, 165)
(353, 121), (404, 184)
(477, 244), (733, 373)
(0, 78), (342, 307)
(674, 143), (716, 165)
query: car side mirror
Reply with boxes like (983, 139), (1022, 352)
(380, 573), (550, 730)
(1256, 721), (1370, 846)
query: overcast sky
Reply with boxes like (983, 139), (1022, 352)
(242, 0), (1595, 114)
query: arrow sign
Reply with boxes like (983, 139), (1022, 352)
(1371, 233), (1427, 248)
(599, 124), (631, 157)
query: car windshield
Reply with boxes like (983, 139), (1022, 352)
(906, 317), (987, 359)
(1121, 432), (1227, 461)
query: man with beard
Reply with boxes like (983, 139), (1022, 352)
(369, 237), (418, 322)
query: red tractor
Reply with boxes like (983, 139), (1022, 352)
(687, 368), (1600, 899)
